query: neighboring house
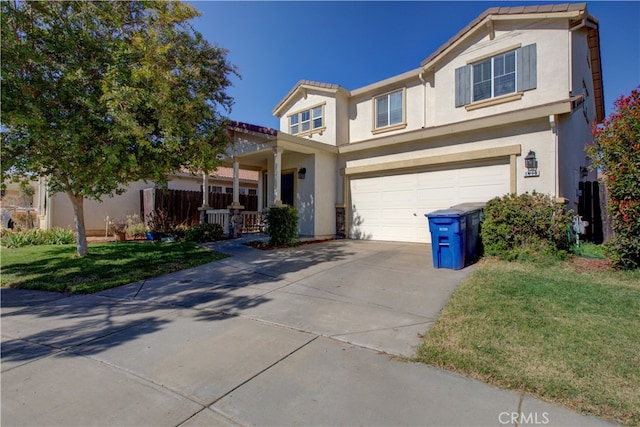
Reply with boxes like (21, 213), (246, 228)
(38, 165), (259, 236)
(0, 179), (43, 229)
(221, 3), (604, 243)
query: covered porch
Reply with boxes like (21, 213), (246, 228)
(201, 122), (339, 239)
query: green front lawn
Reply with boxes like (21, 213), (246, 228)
(415, 256), (640, 426)
(1, 242), (227, 293)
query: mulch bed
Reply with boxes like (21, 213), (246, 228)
(569, 255), (610, 272)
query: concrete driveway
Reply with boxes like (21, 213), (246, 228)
(1, 238), (615, 426)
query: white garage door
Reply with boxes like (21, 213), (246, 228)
(350, 162), (510, 243)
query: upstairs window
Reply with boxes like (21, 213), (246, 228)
(290, 114), (299, 134)
(374, 89), (404, 129)
(288, 104), (324, 136)
(455, 43), (537, 107)
(472, 50), (516, 102)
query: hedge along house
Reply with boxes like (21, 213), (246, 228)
(220, 3), (604, 243)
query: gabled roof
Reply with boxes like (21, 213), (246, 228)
(272, 80), (348, 117)
(417, 2), (603, 121)
(420, 3), (588, 68)
(272, 3), (604, 121)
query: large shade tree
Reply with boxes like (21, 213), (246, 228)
(1, 0), (237, 255)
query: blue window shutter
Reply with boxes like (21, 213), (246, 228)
(517, 43), (537, 91)
(455, 65), (472, 107)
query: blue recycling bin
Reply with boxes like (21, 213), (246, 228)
(451, 203), (486, 266)
(425, 209), (466, 270)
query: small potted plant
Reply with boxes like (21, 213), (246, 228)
(109, 218), (127, 241)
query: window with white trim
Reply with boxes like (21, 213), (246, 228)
(472, 50), (516, 102)
(455, 43), (537, 108)
(374, 89), (404, 129)
(288, 104), (324, 136)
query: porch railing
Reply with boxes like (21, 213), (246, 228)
(241, 211), (263, 233)
(206, 209), (230, 232)
(206, 209), (263, 234)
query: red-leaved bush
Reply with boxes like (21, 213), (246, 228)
(586, 87), (640, 269)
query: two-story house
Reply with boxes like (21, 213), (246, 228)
(223, 3), (604, 243)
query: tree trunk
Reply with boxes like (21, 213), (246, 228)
(67, 191), (89, 256)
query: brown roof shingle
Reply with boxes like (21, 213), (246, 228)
(273, 80), (344, 116)
(420, 3), (587, 67)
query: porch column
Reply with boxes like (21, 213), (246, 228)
(227, 157), (244, 237)
(198, 172), (210, 224)
(231, 158), (242, 207)
(202, 173), (209, 207)
(273, 147), (284, 206)
(37, 177), (48, 230)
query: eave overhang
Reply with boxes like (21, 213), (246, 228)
(272, 80), (349, 118)
(420, 3), (587, 71)
(339, 96), (577, 154)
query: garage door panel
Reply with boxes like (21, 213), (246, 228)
(380, 207), (415, 221)
(416, 172), (456, 188)
(350, 162), (509, 243)
(382, 193), (414, 209)
(459, 184), (506, 201)
(385, 178), (416, 192)
(459, 165), (506, 185)
(416, 187), (456, 203)
(380, 225), (418, 243)
(354, 208), (381, 221)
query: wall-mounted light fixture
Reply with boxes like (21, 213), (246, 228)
(579, 166), (589, 179)
(524, 150), (539, 177)
(298, 168), (306, 180)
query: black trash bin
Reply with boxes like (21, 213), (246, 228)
(425, 209), (466, 270)
(451, 202), (486, 266)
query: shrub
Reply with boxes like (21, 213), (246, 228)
(586, 87), (640, 269)
(264, 205), (299, 247)
(10, 211), (37, 230)
(124, 214), (147, 238)
(145, 209), (175, 235)
(481, 192), (573, 261)
(1, 227), (75, 248)
(171, 223), (190, 240)
(46, 227), (76, 245)
(184, 223), (224, 243)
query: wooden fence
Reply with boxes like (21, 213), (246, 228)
(578, 181), (604, 244)
(140, 189), (259, 226)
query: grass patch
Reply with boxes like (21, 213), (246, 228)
(1, 241), (227, 293)
(415, 256), (640, 426)
(572, 242), (606, 259)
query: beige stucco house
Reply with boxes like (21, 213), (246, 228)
(33, 166), (258, 236)
(220, 3), (604, 243)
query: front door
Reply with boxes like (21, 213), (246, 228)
(281, 172), (295, 206)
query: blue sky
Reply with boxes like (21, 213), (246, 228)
(190, 1), (640, 129)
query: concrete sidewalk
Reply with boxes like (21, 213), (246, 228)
(1, 238), (616, 426)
